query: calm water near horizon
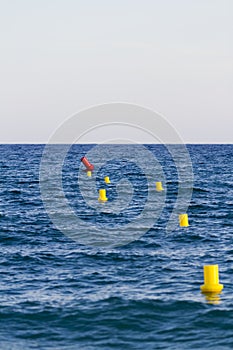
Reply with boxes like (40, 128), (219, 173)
(1, 144), (233, 349)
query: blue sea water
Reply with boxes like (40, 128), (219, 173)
(0, 144), (233, 350)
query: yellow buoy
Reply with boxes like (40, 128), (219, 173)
(104, 176), (111, 184)
(87, 171), (92, 177)
(156, 181), (164, 191)
(179, 213), (189, 227)
(98, 189), (108, 202)
(200, 265), (223, 293)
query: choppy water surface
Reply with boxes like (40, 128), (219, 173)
(0, 144), (233, 349)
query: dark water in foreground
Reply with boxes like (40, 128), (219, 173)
(1, 144), (233, 350)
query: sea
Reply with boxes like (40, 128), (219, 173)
(0, 144), (233, 350)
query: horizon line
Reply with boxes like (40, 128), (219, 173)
(1, 142), (233, 145)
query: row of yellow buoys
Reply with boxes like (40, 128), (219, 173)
(154, 181), (224, 296)
(98, 177), (111, 201)
(82, 157), (224, 300)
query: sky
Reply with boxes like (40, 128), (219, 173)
(0, 0), (232, 143)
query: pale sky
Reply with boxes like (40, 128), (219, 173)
(0, 0), (232, 143)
